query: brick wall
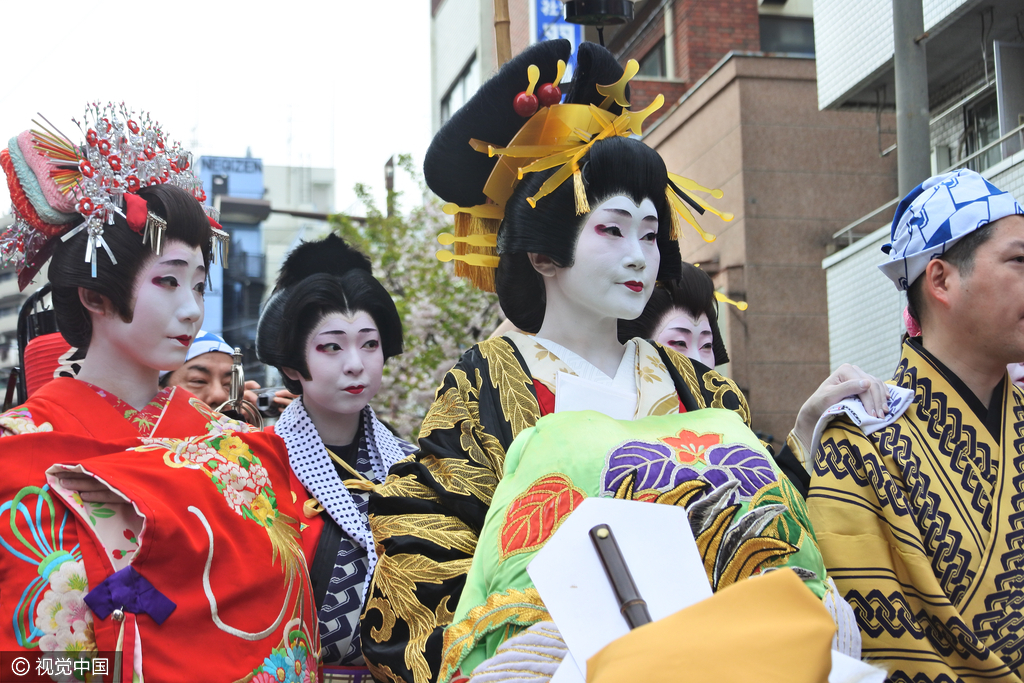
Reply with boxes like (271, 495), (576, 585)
(673, 0), (760, 83)
(509, 0), (531, 58)
(630, 79), (690, 127)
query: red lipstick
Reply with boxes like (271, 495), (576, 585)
(344, 386), (365, 394)
(174, 335), (192, 346)
(623, 281), (643, 292)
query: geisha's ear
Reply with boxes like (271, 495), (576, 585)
(528, 252), (559, 277)
(78, 287), (114, 317)
(280, 366), (304, 382)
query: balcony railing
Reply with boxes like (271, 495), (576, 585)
(831, 120), (1024, 248)
(227, 251), (265, 281)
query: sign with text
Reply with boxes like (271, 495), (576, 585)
(533, 0), (581, 80)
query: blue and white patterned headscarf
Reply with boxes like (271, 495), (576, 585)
(159, 329), (233, 378)
(879, 169), (1024, 291)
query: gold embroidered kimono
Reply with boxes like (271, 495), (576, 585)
(808, 340), (1024, 683)
(361, 333), (750, 683)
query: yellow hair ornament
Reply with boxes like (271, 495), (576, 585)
(525, 64), (540, 96)
(596, 59), (640, 110)
(666, 189), (716, 243)
(572, 166), (590, 215)
(437, 232), (498, 248)
(715, 291), (748, 311)
(442, 202), (504, 220)
(436, 251), (500, 268)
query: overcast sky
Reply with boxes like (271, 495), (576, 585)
(0, 0), (433, 216)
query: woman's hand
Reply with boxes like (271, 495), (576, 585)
(57, 472), (129, 504)
(792, 364), (888, 452)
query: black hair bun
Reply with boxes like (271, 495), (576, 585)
(274, 232), (372, 292)
(424, 39), (572, 208)
(566, 41), (629, 114)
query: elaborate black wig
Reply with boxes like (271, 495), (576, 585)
(617, 261), (730, 366)
(49, 183), (213, 349)
(255, 234), (403, 395)
(424, 40), (682, 333)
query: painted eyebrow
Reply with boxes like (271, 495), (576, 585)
(317, 328), (379, 336)
(601, 207), (658, 221)
(158, 259), (190, 268)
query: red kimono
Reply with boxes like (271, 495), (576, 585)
(0, 378), (319, 682)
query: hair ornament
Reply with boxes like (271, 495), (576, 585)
(438, 56), (732, 290)
(0, 102), (214, 289)
(209, 222), (230, 266)
(714, 291), (747, 311)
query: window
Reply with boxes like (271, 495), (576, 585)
(637, 39), (666, 78)
(441, 56), (481, 125)
(966, 97), (1002, 172)
(759, 16), (815, 55)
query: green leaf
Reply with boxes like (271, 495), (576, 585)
(92, 507), (115, 519)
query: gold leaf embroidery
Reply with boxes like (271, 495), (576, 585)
(715, 537), (796, 588)
(439, 587), (549, 683)
(697, 503), (742, 577)
(660, 345), (706, 409)
(364, 595), (397, 642)
(365, 659), (405, 683)
(478, 337), (540, 438)
(377, 473), (442, 504)
(418, 370), (475, 438)
(370, 513), (478, 555)
(703, 371), (751, 425)
(421, 454), (499, 505)
(655, 479), (709, 507)
(436, 595), (455, 625)
(366, 551), (473, 683)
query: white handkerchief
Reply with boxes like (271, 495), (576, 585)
(811, 384), (915, 452)
(554, 370), (637, 420)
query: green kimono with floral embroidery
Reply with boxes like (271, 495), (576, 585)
(361, 335), (757, 683)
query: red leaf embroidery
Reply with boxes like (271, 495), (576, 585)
(500, 474), (586, 559)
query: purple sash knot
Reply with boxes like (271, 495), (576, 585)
(84, 566), (176, 625)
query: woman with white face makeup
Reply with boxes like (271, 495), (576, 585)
(0, 108), (317, 680)
(363, 40), (861, 683)
(256, 234), (416, 674)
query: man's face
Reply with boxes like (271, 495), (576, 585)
(947, 215), (1024, 366)
(164, 351), (233, 408)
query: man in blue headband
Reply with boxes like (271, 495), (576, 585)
(807, 169), (1024, 682)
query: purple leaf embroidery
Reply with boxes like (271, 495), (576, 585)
(603, 440), (697, 495)
(704, 444), (778, 498)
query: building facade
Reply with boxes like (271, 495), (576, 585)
(817, 0), (1024, 379)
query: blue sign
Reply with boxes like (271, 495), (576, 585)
(535, 0), (582, 78)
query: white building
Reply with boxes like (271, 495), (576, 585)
(261, 164), (336, 292)
(815, 0), (1024, 378)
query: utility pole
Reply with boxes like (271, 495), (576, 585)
(494, 0), (512, 66)
(893, 0), (931, 195)
(385, 156), (395, 218)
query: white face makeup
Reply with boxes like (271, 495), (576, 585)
(105, 240), (205, 372)
(292, 312), (384, 421)
(544, 195), (661, 325)
(655, 308), (715, 368)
